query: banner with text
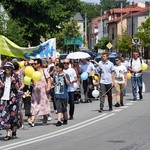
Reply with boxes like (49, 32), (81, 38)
(0, 35), (56, 59)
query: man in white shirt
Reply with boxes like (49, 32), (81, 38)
(63, 59), (77, 120)
(128, 51), (144, 100)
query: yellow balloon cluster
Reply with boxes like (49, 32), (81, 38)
(24, 76), (31, 85)
(32, 71), (42, 82)
(93, 75), (99, 81)
(23, 66), (42, 85)
(24, 66), (35, 78)
(141, 63), (148, 71)
(127, 72), (131, 80)
(19, 61), (25, 68)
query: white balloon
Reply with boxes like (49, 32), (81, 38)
(92, 89), (99, 98)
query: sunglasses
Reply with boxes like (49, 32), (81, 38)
(64, 62), (69, 65)
(115, 59), (119, 61)
(33, 63), (38, 65)
(4, 67), (11, 70)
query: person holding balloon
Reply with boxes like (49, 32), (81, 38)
(22, 60), (35, 125)
(80, 58), (96, 103)
(29, 58), (51, 126)
(92, 52), (115, 112)
(128, 51), (147, 101)
(113, 57), (127, 107)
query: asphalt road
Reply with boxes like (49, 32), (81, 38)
(0, 71), (150, 150)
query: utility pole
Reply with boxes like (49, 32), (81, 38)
(121, 2), (123, 38)
(84, 13), (88, 48)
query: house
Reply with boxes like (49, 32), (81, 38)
(89, 16), (101, 49)
(89, 2), (149, 49)
(106, 2), (148, 46)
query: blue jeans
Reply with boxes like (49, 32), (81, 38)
(131, 75), (143, 99)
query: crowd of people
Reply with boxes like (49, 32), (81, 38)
(0, 50), (145, 141)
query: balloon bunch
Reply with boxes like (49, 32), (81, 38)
(141, 63), (148, 71)
(23, 65), (42, 85)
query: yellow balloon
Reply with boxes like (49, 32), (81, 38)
(24, 76), (31, 85)
(94, 75), (99, 81)
(32, 71), (42, 82)
(19, 61), (25, 68)
(127, 72), (131, 80)
(56, 52), (60, 58)
(24, 66), (35, 78)
(141, 63), (148, 71)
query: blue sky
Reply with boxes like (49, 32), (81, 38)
(81, 0), (147, 4)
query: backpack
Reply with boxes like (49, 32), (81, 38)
(130, 58), (142, 68)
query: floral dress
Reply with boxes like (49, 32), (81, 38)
(0, 72), (21, 130)
(31, 69), (50, 116)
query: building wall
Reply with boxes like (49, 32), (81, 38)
(98, 19), (108, 40)
(108, 23), (116, 46)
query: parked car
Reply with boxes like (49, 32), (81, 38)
(60, 54), (67, 62)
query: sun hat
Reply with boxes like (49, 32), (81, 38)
(3, 62), (14, 69)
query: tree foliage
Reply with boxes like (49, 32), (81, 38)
(56, 19), (81, 52)
(95, 36), (112, 50)
(100, 0), (129, 12)
(80, 2), (101, 20)
(115, 32), (132, 54)
(136, 17), (150, 50)
(0, 8), (27, 46)
(0, 0), (81, 46)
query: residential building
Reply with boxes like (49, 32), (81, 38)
(89, 2), (149, 49)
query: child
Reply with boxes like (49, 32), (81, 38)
(54, 63), (70, 126)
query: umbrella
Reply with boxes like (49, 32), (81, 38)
(66, 52), (91, 59)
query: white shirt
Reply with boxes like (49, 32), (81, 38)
(64, 68), (77, 92)
(128, 58), (144, 77)
(98, 60), (114, 84)
(114, 64), (127, 84)
(1, 77), (11, 100)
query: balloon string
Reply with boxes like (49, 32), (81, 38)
(98, 85), (113, 99)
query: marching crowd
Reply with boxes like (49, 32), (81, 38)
(0, 51), (145, 141)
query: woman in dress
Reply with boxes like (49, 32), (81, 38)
(0, 62), (21, 141)
(29, 59), (51, 126)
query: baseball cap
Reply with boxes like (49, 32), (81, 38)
(3, 62), (14, 69)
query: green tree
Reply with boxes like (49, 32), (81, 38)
(115, 32), (132, 54)
(1, 0), (81, 46)
(95, 36), (112, 50)
(100, 0), (129, 12)
(0, 8), (27, 46)
(136, 17), (150, 51)
(80, 2), (101, 20)
(56, 19), (81, 52)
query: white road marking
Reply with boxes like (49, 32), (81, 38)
(0, 113), (115, 150)
(125, 103), (134, 106)
(0, 97), (137, 150)
(120, 106), (129, 109)
(113, 109), (122, 112)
